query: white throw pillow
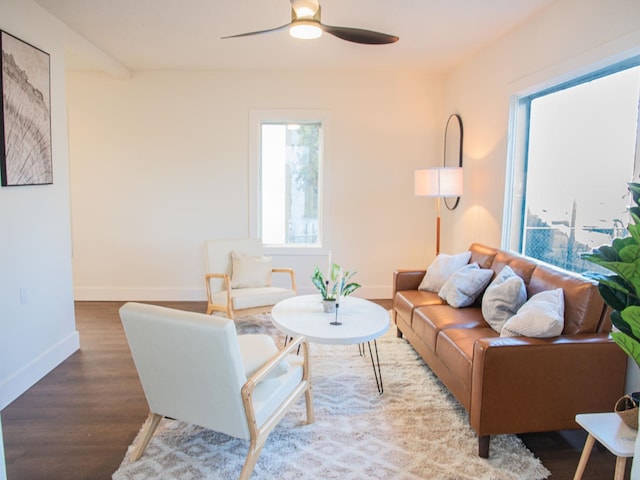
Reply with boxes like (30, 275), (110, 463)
(418, 251), (472, 292)
(500, 288), (565, 338)
(230, 251), (272, 289)
(481, 266), (527, 333)
(237, 334), (290, 380)
(438, 262), (493, 308)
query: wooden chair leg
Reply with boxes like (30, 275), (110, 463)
(239, 440), (265, 480)
(305, 384), (315, 424)
(131, 412), (163, 461)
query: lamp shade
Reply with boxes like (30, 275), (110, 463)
(414, 167), (463, 197)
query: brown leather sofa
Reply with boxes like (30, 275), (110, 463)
(393, 243), (627, 457)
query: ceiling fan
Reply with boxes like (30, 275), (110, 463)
(222, 0), (399, 45)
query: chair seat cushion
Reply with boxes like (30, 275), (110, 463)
(210, 287), (296, 310)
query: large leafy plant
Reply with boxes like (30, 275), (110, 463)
(311, 263), (361, 301)
(582, 182), (640, 367)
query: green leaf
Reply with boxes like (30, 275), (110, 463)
(597, 282), (633, 311)
(311, 266), (328, 298)
(620, 306), (640, 341)
(613, 236), (636, 254)
(628, 221), (640, 244)
(629, 207), (640, 225)
(611, 331), (640, 368)
(341, 282), (361, 296)
(628, 182), (640, 205)
(588, 258), (640, 295)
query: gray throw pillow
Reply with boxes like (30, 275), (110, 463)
(501, 288), (565, 338)
(481, 265), (527, 333)
(418, 251), (471, 292)
(438, 262), (493, 308)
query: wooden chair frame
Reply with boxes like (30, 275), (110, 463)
(205, 268), (296, 318)
(130, 335), (314, 480)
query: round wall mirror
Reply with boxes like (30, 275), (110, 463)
(443, 114), (463, 210)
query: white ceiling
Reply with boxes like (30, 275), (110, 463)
(33, 0), (554, 74)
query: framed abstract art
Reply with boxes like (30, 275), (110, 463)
(0, 30), (52, 186)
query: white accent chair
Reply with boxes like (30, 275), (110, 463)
(205, 238), (296, 318)
(120, 302), (314, 480)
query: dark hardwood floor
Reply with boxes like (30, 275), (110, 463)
(2, 301), (626, 479)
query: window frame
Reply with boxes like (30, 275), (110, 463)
(503, 56), (640, 264)
(249, 109), (330, 255)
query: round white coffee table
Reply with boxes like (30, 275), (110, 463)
(271, 294), (390, 393)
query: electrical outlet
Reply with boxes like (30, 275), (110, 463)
(19, 287), (27, 305)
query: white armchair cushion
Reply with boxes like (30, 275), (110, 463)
(231, 251), (273, 288)
(237, 334), (290, 380)
(211, 287), (296, 311)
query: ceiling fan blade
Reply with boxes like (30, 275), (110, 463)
(221, 22), (291, 40)
(322, 24), (399, 45)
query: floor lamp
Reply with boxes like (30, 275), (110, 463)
(414, 167), (463, 255)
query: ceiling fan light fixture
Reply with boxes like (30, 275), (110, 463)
(290, 21), (322, 39)
(294, 6), (316, 17)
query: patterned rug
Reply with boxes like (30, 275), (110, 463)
(113, 313), (550, 480)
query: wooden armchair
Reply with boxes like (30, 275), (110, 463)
(120, 302), (314, 480)
(205, 238), (296, 318)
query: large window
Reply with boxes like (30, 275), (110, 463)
(505, 60), (640, 273)
(250, 110), (325, 249)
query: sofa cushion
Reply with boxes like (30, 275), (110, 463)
(413, 304), (486, 351)
(418, 251), (471, 292)
(481, 266), (527, 333)
(438, 262), (493, 308)
(394, 290), (445, 327)
(492, 251), (538, 285)
(528, 264), (603, 334)
(436, 327), (499, 391)
(501, 288), (564, 338)
(468, 243), (498, 269)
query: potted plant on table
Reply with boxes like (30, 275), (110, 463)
(311, 263), (361, 312)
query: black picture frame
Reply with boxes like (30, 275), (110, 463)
(0, 30), (52, 186)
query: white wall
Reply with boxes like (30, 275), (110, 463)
(441, 0), (640, 253)
(0, 0), (80, 473)
(67, 70), (445, 300)
(67, 1), (640, 304)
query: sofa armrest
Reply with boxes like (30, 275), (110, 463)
(392, 269), (426, 297)
(470, 334), (627, 437)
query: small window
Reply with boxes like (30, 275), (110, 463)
(249, 110), (325, 250)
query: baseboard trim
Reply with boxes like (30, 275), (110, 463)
(0, 331), (80, 410)
(73, 287), (205, 301)
(74, 286), (393, 301)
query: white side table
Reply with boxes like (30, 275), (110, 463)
(573, 412), (637, 480)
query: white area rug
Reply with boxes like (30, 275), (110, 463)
(113, 313), (550, 479)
